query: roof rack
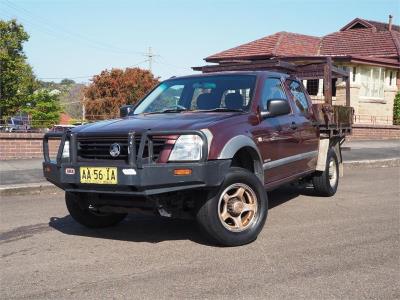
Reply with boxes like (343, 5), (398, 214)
(192, 59), (297, 73)
(192, 57), (350, 106)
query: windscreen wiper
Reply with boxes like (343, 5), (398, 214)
(197, 107), (244, 112)
(161, 108), (187, 113)
(144, 107), (187, 115)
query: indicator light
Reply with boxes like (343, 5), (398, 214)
(173, 169), (192, 176)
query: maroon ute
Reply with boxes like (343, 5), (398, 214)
(43, 71), (352, 246)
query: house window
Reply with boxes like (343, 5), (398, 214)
(389, 71), (393, 86)
(360, 67), (385, 98)
(306, 79), (319, 96)
(352, 67), (357, 82)
(332, 79), (337, 97)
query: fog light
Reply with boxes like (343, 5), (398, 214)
(173, 169), (192, 176)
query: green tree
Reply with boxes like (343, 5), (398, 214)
(0, 19), (38, 118)
(60, 78), (76, 85)
(394, 92), (400, 125)
(24, 90), (61, 128)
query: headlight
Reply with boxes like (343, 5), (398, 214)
(62, 140), (70, 158)
(169, 135), (203, 161)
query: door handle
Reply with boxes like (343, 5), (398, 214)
(290, 122), (297, 130)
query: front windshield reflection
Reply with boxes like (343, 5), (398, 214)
(133, 75), (256, 115)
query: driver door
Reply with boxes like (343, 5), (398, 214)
(251, 77), (299, 185)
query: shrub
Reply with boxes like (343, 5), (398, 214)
(394, 92), (400, 125)
(24, 90), (61, 128)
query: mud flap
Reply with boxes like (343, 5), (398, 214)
(316, 139), (329, 171)
(316, 138), (344, 177)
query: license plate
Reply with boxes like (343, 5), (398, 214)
(80, 167), (118, 184)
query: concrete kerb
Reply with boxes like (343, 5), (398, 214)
(343, 158), (400, 168)
(0, 182), (60, 197)
(0, 158), (399, 197)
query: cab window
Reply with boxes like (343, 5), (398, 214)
(287, 80), (310, 113)
(261, 78), (287, 111)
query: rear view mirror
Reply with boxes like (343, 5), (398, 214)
(260, 99), (291, 118)
(120, 105), (135, 118)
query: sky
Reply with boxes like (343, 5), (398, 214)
(1, 0), (399, 83)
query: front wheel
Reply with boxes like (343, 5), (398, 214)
(65, 192), (127, 228)
(312, 148), (339, 197)
(196, 167), (268, 247)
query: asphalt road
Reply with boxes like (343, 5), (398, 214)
(1, 167), (399, 299)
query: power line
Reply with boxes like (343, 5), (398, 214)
(2, 4), (192, 79)
(155, 56), (192, 72)
(3, 0), (146, 55)
(3, 0), (144, 54)
(37, 59), (149, 80)
(38, 75), (93, 80)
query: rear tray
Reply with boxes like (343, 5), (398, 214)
(312, 104), (353, 136)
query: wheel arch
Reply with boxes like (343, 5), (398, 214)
(218, 135), (264, 183)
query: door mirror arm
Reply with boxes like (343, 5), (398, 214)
(260, 111), (271, 119)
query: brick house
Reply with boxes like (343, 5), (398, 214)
(203, 17), (400, 125)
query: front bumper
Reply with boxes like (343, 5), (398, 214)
(42, 130), (231, 196)
(43, 160), (230, 196)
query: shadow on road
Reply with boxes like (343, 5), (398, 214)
(49, 186), (310, 245)
(49, 213), (212, 245)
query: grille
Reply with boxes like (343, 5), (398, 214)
(77, 135), (167, 163)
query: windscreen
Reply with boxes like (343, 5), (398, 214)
(133, 75), (256, 114)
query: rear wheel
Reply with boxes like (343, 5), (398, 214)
(196, 167), (268, 246)
(312, 148), (339, 196)
(65, 192), (127, 228)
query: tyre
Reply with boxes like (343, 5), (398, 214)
(196, 167), (268, 247)
(65, 192), (127, 228)
(312, 148), (339, 197)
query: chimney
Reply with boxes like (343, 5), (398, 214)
(388, 15), (393, 31)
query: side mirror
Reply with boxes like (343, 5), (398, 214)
(120, 105), (135, 118)
(260, 99), (291, 118)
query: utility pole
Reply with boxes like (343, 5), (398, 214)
(82, 102), (86, 122)
(147, 47), (153, 72)
(145, 47), (159, 73)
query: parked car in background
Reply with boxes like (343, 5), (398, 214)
(4, 116), (31, 132)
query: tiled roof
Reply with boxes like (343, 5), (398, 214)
(205, 18), (400, 63)
(320, 28), (400, 58)
(345, 55), (400, 67)
(206, 32), (321, 62)
(367, 20), (400, 32)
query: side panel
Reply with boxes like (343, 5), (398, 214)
(251, 115), (299, 184)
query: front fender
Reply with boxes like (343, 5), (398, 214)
(218, 135), (264, 183)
